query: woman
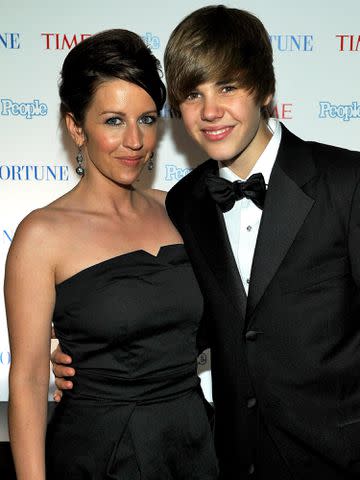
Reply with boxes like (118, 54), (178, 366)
(5, 29), (218, 480)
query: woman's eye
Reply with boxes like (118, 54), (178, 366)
(139, 115), (157, 125)
(105, 117), (122, 126)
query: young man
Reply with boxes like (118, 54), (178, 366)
(53, 5), (360, 479)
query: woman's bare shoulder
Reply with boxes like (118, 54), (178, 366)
(10, 200), (71, 258)
(12, 201), (62, 248)
(143, 188), (168, 206)
(4, 207), (59, 280)
(20, 188), (83, 232)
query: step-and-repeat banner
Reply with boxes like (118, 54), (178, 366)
(1, 0), (359, 440)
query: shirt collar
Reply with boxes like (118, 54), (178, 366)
(218, 118), (282, 185)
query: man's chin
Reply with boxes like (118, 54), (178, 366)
(212, 152), (242, 166)
(201, 148), (239, 163)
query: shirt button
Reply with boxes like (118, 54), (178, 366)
(248, 464), (255, 475)
(246, 278), (250, 284)
(246, 225), (252, 232)
(245, 331), (258, 341)
(247, 397), (257, 408)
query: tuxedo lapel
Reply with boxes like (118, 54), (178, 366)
(186, 160), (247, 319)
(246, 126), (315, 319)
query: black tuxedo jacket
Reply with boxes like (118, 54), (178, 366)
(166, 125), (360, 479)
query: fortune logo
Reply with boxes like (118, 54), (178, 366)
(270, 35), (313, 52)
(0, 32), (20, 49)
(0, 352), (11, 366)
(3, 230), (13, 243)
(0, 165), (70, 181)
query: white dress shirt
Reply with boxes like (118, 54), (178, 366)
(218, 118), (282, 294)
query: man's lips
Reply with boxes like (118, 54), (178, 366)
(201, 126), (233, 141)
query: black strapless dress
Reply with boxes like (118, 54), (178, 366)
(46, 244), (218, 479)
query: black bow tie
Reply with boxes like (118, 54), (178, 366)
(205, 172), (267, 212)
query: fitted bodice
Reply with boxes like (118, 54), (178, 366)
(47, 244), (218, 479)
(52, 244), (203, 402)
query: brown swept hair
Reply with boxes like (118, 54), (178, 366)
(164, 5), (275, 118)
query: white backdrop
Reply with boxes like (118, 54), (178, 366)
(1, 0), (359, 440)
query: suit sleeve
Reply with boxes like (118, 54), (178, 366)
(166, 188), (211, 353)
(348, 176), (360, 287)
(196, 310), (210, 354)
(165, 188), (181, 229)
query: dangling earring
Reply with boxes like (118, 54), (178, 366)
(147, 152), (154, 171)
(75, 146), (85, 176)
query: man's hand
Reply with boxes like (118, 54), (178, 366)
(50, 344), (75, 402)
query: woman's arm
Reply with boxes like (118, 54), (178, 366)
(5, 211), (56, 480)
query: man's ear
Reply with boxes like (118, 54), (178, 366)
(65, 113), (85, 146)
(262, 93), (273, 108)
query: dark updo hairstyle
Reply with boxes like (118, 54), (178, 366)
(59, 29), (166, 125)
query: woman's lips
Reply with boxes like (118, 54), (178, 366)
(115, 156), (142, 166)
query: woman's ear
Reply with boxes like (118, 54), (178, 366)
(65, 113), (85, 146)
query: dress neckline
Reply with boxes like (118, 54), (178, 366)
(55, 243), (185, 289)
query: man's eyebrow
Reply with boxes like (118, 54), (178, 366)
(215, 79), (238, 86)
